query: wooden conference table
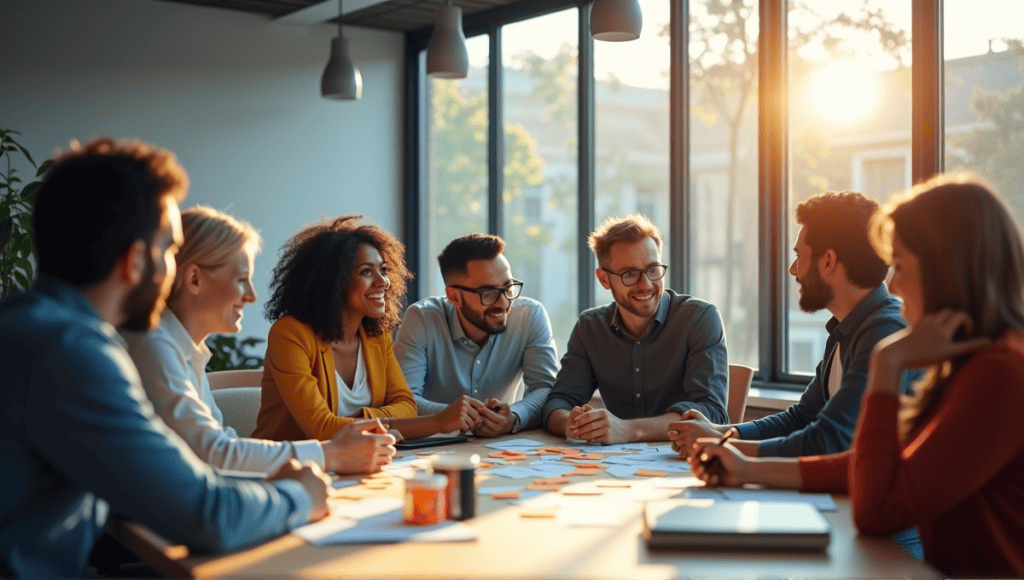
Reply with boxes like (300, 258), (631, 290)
(109, 430), (941, 579)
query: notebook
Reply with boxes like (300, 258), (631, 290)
(642, 498), (831, 550)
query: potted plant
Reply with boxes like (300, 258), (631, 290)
(0, 129), (50, 298)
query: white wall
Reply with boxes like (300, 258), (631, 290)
(0, 0), (405, 345)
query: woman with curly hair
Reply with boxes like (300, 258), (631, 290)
(688, 174), (1024, 578)
(252, 215), (468, 442)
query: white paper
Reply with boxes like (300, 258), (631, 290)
(293, 498), (477, 545)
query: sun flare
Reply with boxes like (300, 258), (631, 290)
(808, 60), (882, 125)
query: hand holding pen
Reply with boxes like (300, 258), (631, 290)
(689, 427), (745, 487)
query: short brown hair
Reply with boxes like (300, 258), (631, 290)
(795, 191), (888, 289)
(587, 214), (662, 266)
(264, 215), (412, 341)
(34, 137), (188, 286)
(437, 234), (506, 284)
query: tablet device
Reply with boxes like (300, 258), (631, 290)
(394, 435), (470, 449)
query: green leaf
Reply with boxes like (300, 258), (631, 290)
(36, 160), (53, 177)
(0, 218), (12, 249)
(21, 182), (39, 202)
(13, 270), (30, 290)
(16, 145), (36, 167)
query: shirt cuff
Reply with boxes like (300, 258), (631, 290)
(271, 479), (314, 529)
(292, 440), (327, 470)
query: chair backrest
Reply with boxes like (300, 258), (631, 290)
(207, 369), (263, 391)
(208, 369), (264, 437)
(727, 364), (755, 424)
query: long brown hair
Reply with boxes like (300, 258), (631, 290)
(870, 173), (1024, 433)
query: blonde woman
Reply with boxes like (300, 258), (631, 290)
(126, 206), (395, 475)
(689, 175), (1024, 578)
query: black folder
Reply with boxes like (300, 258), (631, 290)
(642, 499), (831, 550)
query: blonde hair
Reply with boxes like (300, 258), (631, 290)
(870, 173), (1024, 435)
(171, 206), (262, 297)
(587, 214), (663, 266)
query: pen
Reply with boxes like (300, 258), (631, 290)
(699, 427), (738, 473)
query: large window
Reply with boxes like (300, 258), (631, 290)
(423, 35), (490, 296)
(786, 0), (912, 374)
(943, 0), (1024, 224)
(406, 0), (998, 390)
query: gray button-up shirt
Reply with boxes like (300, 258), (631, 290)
(543, 289), (729, 424)
(394, 296), (558, 430)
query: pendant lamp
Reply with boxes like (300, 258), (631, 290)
(426, 0), (469, 79)
(590, 0), (643, 42)
(321, 0), (362, 99)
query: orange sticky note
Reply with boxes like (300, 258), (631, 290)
(534, 477), (570, 486)
(526, 484), (561, 492)
(635, 469), (668, 477)
(492, 491), (522, 500)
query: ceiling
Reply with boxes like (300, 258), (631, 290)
(152, 0), (527, 32)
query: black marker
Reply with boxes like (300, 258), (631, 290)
(700, 427), (738, 473)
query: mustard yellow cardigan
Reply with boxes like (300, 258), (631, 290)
(252, 315), (417, 441)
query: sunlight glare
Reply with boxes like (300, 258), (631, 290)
(809, 60), (881, 125)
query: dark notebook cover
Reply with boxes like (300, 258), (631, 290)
(642, 499), (831, 550)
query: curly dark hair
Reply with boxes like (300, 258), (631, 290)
(264, 215), (412, 341)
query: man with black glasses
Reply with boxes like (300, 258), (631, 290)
(543, 214), (728, 444)
(394, 234), (558, 436)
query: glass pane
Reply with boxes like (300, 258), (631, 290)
(943, 1), (1024, 225)
(502, 9), (579, 356)
(424, 35), (490, 297)
(689, 0), (760, 369)
(594, 0), (671, 311)
(786, 0), (912, 375)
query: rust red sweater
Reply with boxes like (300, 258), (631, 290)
(799, 331), (1024, 577)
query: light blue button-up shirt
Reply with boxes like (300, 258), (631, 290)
(394, 296), (558, 430)
(0, 277), (312, 578)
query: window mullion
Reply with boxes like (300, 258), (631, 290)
(912, 0), (943, 182)
(670, 0), (689, 294)
(758, 0), (788, 383)
(577, 2), (595, 313)
(488, 27), (504, 238)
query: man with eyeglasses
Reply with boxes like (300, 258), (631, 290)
(542, 214), (729, 444)
(394, 234), (558, 436)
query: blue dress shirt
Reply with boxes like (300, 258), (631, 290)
(0, 277), (312, 578)
(394, 296), (558, 430)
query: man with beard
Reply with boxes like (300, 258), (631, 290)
(543, 214), (729, 444)
(0, 138), (331, 578)
(394, 234), (558, 436)
(667, 191), (906, 458)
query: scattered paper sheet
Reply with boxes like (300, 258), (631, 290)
(485, 438), (544, 450)
(293, 498), (477, 545)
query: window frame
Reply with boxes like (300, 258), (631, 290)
(404, 0), (944, 392)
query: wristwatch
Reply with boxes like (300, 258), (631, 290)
(511, 413), (522, 433)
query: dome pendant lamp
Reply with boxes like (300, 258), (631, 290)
(426, 0), (469, 79)
(590, 0), (643, 42)
(321, 0), (362, 99)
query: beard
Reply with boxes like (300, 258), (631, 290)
(120, 255), (168, 332)
(610, 284), (661, 319)
(797, 262), (833, 313)
(460, 301), (510, 336)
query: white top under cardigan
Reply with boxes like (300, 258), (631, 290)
(123, 309), (325, 473)
(334, 341), (372, 417)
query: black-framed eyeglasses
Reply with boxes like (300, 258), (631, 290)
(450, 281), (524, 305)
(601, 264), (668, 287)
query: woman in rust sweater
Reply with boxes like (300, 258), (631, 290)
(690, 174), (1024, 578)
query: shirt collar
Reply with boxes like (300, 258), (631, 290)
(162, 308), (212, 367)
(827, 284), (891, 338)
(444, 297), (491, 347)
(609, 289), (671, 338)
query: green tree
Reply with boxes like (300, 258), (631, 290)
(428, 80), (549, 289)
(947, 39), (1024, 225)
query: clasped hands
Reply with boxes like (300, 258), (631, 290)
(436, 394), (517, 436)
